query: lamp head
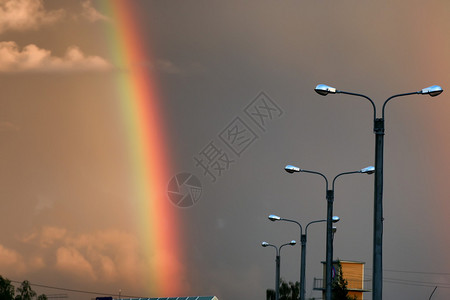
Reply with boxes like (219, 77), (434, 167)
(268, 214), (281, 221)
(360, 166), (375, 174)
(421, 85), (443, 97)
(261, 242), (269, 247)
(315, 84), (337, 96)
(289, 240), (297, 245)
(285, 165), (300, 173)
(332, 216), (340, 223)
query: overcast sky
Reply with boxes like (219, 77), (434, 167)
(1, 1), (450, 300)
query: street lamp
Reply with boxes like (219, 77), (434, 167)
(262, 240), (297, 300)
(314, 83), (443, 300)
(284, 164), (374, 300)
(268, 215), (340, 300)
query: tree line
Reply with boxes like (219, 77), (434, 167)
(0, 276), (47, 300)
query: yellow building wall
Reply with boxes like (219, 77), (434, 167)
(320, 260), (366, 300)
(341, 261), (364, 300)
(341, 261), (364, 290)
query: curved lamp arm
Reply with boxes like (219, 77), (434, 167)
(382, 85), (443, 119)
(262, 242), (278, 255)
(285, 165), (329, 190)
(315, 84), (376, 120)
(268, 215), (304, 235)
(305, 219), (326, 235)
(332, 170), (360, 191)
(332, 166), (375, 190)
(279, 240), (297, 255)
(382, 92), (419, 119)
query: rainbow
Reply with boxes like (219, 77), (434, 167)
(100, 1), (184, 296)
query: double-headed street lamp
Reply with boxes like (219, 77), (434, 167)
(262, 240), (297, 300)
(314, 84), (443, 300)
(284, 164), (375, 300)
(268, 214), (340, 300)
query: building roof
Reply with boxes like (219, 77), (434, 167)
(320, 260), (366, 264)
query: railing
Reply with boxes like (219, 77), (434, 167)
(313, 278), (366, 291)
(313, 278), (324, 290)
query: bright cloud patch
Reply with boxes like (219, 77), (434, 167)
(155, 59), (183, 74)
(0, 41), (112, 72)
(11, 227), (144, 286)
(81, 0), (108, 22)
(0, 0), (64, 34)
(40, 226), (67, 248)
(56, 246), (97, 280)
(0, 245), (26, 274)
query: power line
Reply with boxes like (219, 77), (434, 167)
(383, 279), (450, 289)
(362, 276), (450, 289)
(10, 280), (143, 299)
(366, 268), (450, 276)
(382, 277), (450, 287)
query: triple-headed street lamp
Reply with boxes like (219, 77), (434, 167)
(262, 240), (297, 300)
(284, 164), (375, 300)
(268, 214), (340, 300)
(314, 83), (443, 300)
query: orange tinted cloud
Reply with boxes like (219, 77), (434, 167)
(56, 246), (97, 280)
(0, 41), (111, 72)
(40, 227), (67, 248)
(0, 0), (64, 34)
(65, 230), (142, 283)
(81, 0), (108, 22)
(14, 227), (144, 287)
(0, 245), (26, 275)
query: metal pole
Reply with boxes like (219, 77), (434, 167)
(275, 254), (280, 300)
(372, 91), (416, 300)
(373, 117), (384, 300)
(325, 189), (334, 300)
(270, 216), (325, 300)
(314, 85), (443, 300)
(300, 234), (306, 300)
(372, 91), (421, 300)
(284, 165), (368, 300)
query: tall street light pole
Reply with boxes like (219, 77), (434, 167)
(314, 84), (443, 300)
(268, 215), (340, 300)
(262, 240), (297, 300)
(284, 164), (374, 300)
